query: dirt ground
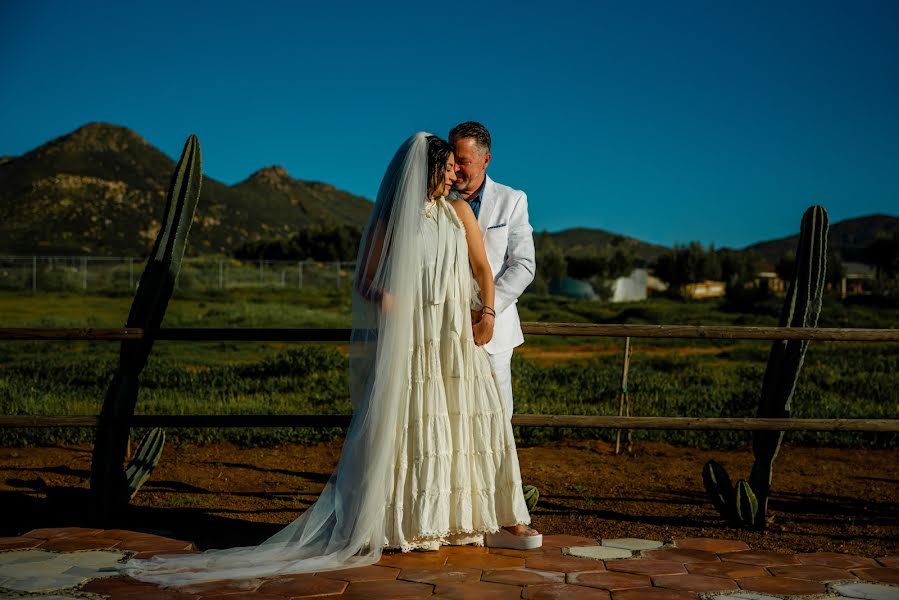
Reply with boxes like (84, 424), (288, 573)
(1, 439), (896, 557)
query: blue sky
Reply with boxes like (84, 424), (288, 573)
(2, 0), (897, 249)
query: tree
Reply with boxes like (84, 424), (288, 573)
(651, 242), (722, 286)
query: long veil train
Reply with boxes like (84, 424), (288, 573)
(122, 133), (432, 586)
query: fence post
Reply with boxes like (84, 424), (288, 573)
(335, 261), (341, 288)
(615, 337), (632, 455)
(32, 255), (37, 293)
(82, 257), (88, 290)
(298, 261), (303, 289)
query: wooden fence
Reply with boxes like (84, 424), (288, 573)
(1, 323), (897, 433)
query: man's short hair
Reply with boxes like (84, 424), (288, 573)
(449, 121), (491, 153)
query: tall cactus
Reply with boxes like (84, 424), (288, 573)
(703, 205), (828, 528)
(90, 135), (202, 520)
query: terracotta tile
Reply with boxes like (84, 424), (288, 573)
(769, 564), (858, 581)
(130, 549), (201, 560)
(720, 550), (800, 567)
(605, 559), (687, 576)
(339, 579), (434, 599)
(40, 536), (121, 551)
(378, 551), (448, 568)
(196, 592), (286, 600)
(525, 553), (606, 573)
(611, 589), (699, 600)
(568, 571), (651, 590)
(684, 561), (768, 579)
(316, 564), (401, 582)
(642, 548), (720, 563)
(21, 526), (102, 540)
(651, 573), (736, 592)
(0, 536), (42, 550)
(434, 580), (522, 599)
(398, 566), (482, 585)
(542, 535), (599, 548)
(180, 578), (261, 595)
(482, 568), (565, 585)
(438, 544), (489, 555)
(523, 583), (611, 599)
(116, 539), (196, 553)
(853, 567), (899, 584)
(877, 556), (899, 568)
(257, 573), (348, 596)
(489, 546), (548, 558)
(737, 575), (826, 595)
(796, 551), (880, 569)
(81, 576), (171, 598)
(672, 538), (750, 553)
(444, 553), (525, 569)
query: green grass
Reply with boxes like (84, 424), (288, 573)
(1, 290), (896, 449)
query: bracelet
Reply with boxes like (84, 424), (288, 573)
(482, 306), (496, 317)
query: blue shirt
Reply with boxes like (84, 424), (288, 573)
(450, 179), (486, 219)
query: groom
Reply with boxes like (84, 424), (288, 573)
(448, 121), (536, 420)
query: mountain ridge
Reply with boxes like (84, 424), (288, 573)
(1, 123), (895, 260)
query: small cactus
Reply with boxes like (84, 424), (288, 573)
(523, 485), (540, 511)
(702, 206), (828, 529)
(701, 460), (734, 520)
(124, 428), (165, 500)
(90, 135), (202, 520)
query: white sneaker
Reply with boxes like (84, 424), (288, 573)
(485, 527), (543, 550)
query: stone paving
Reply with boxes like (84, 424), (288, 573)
(0, 527), (896, 599)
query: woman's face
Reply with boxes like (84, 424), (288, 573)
(432, 152), (457, 200)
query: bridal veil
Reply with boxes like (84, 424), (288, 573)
(122, 133), (432, 585)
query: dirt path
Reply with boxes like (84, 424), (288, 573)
(1, 440), (896, 557)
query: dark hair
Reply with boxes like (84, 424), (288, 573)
(449, 121), (491, 153)
(426, 135), (453, 199)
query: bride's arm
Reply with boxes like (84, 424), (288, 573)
(354, 219), (391, 307)
(450, 200), (495, 345)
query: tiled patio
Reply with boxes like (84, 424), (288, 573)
(0, 527), (897, 599)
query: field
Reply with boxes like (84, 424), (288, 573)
(0, 290), (896, 449)
(1, 289), (897, 554)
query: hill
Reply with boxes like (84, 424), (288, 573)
(744, 214), (899, 263)
(547, 227), (669, 262)
(0, 123), (373, 255)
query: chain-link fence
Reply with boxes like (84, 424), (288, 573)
(0, 256), (356, 293)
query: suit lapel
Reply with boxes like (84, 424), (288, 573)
(477, 175), (497, 236)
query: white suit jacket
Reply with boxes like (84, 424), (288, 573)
(474, 175), (536, 354)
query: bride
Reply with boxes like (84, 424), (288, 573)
(122, 132), (540, 586)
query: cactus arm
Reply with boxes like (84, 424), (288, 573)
(90, 135), (202, 520)
(124, 428), (166, 500)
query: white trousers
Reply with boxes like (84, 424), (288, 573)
(487, 349), (515, 419)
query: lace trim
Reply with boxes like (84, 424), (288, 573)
(384, 520), (533, 553)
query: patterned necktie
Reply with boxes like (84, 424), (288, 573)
(469, 196), (481, 219)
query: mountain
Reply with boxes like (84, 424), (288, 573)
(0, 123), (373, 255)
(547, 227), (669, 262)
(744, 214), (899, 263)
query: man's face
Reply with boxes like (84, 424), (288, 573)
(452, 137), (490, 196)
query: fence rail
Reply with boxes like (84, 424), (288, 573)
(1, 324), (898, 342)
(1, 415), (896, 432)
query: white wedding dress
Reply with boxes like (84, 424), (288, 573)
(384, 197), (530, 551)
(121, 132), (530, 587)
